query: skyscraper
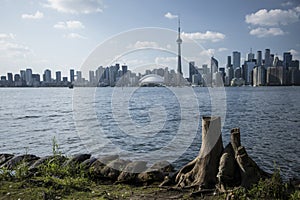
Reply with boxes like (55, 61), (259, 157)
(70, 69), (75, 82)
(257, 51), (262, 66)
(25, 68), (32, 86)
(176, 18), (182, 75)
(56, 71), (61, 82)
(233, 51), (241, 69)
(283, 52), (292, 69)
(226, 56), (231, 68)
(264, 49), (271, 68)
(44, 69), (51, 83)
(247, 48), (255, 61)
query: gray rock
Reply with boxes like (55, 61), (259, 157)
(117, 161), (148, 183)
(81, 157), (98, 169)
(100, 159), (130, 180)
(64, 153), (91, 166)
(2, 154), (39, 170)
(98, 155), (119, 164)
(137, 170), (165, 184)
(150, 160), (174, 173)
(0, 154), (14, 166)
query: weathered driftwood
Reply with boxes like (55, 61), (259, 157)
(175, 116), (224, 190)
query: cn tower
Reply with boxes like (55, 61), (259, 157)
(176, 17), (182, 75)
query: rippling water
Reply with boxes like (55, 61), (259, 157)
(0, 87), (299, 180)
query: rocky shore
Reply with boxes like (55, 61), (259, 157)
(1, 117), (300, 199)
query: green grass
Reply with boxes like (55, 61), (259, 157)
(0, 138), (299, 199)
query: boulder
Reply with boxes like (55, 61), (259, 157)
(2, 154), (40, 170)
(63, 153), (91, 167)
(150, 160), (174, 173)
(117, 161), (148, 184)
(0, 154), (14, 166)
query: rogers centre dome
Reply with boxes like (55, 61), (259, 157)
(139, 74), (164, 87)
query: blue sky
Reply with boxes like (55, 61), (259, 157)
(0, 0), (300, 78)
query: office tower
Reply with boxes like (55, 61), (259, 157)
(14, 74), (20, 82)
(211, 57), (218, 73)
(25, 68), (32, 86)
(202, 64), (208, 75)
(189, 61), (196, 82)
(122, 65), (128, 76)
(283, 52), (292, 69)
(225, 66), (234, 86)
(70, 69), (75, 82)
(257, 51), (262, 66)
(248, 48), (255, 61)
(264, 49), (271, 68)
(226, 56), (231, 68)
(89, 70), (95, 85)
(176, 18), (182, 75)
(76, 71), (82, 83)
(20, 70), (26, 81)
(56, 71), (61, 82)
(7, 73), (13, 84)
(267, 66), (285, 85)
(233, 51), (241, 69)
(245, 61), (256, 84)
(270, 54), (274, 67)
(234, 67), (241, 78)
(44, 69), (51, 83)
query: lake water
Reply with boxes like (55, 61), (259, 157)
(0, 86), (299, 180)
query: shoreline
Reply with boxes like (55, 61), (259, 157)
(1, 152), (300, 199)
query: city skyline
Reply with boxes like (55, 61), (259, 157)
(1, 0), (300, 77)
(0, 47), (299, 87)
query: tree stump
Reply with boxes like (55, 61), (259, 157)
(230, 128), (270, 188)
(175, 116), (224, 190)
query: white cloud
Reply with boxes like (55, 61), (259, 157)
(155, 56), (177, 67)
(0, 33), (32, 59)
(21, 11), (44, 19)
(64, 33), (87, 39)
(164, 12), (178, 19)
(54, 20), (85, 29)
(199, 49), (215, 57)
(46, 0), (104, 14)
(133, 41), (159, 49)
(289, 49), (300, 60)
(249, 27), (286, 37)
(289, 49), (298, 55)
(182, 31), (225, 42)
(245, 7), (300, 26)
(0, 33), (15, 40)
(218, 47), (228, 52)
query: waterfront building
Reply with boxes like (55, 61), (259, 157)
(32, 74), (41, 87)
(122, 65), (128, 76)
(56, 71), (61, 82)
(233, 51), (241, 69)
(70, 69), (75, 83)
(283, 52), (292, 69)
(267, 66), (285, 86)
(7, 73), (13, 86)
(226, 56), (231, 68)
(257, 50), (262, 66)
(225, 66), (234, 86)
(264, 49), (271, 68)
(89, 70), (95, 85)
(44, 69), (52, 83)
(76, 71), (82, 83)
(244, 61), (256, 85)
(25, 68), (33, 86)
(189, 61), (196, 82)
(234, 67), (242, 79)
(247, 48), (255, 61)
